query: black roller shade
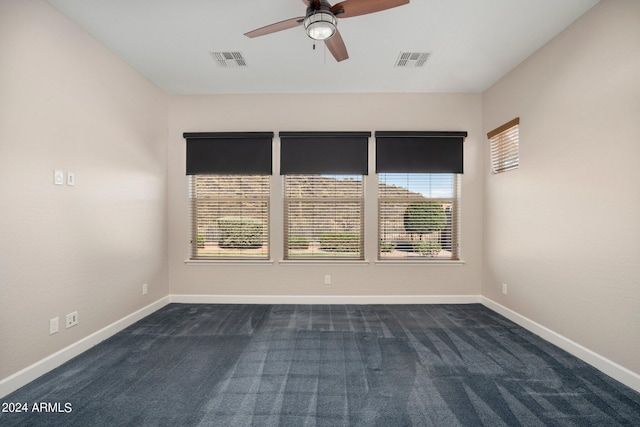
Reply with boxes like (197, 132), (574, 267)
(279, 132), (370, 175)
(184, 132), (273, 175)
(375, 131), (467, 173)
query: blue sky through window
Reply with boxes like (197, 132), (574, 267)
(379, 173), (454, 198)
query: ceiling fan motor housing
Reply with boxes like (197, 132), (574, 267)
(304, 1), (338, 40)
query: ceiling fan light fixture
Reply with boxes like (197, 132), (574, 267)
(303, 11), (337, 40)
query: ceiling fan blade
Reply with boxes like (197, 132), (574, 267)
(244, 17), (305, 38)
(331, 0), (409, 18)
(325, 29), (349, 62)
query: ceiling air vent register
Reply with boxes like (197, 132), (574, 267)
(212, 52), (247, 67)
(395, 52), (430, 68)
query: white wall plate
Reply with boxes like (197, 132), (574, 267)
(53, 170), (64, 185)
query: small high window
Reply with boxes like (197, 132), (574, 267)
(488, 118), (520, 174)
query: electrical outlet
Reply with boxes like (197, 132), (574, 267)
(324, 275), (331, 285)
(502, 283), (508, 295)
(142, 283), (148, 295)
(66, 311), (78, 328)
(49, 317), (59, 335)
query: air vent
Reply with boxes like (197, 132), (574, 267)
(212, 52), (247, 67)
(395, 52), (430, 68)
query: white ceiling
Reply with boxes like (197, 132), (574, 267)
(45, 0), (599, 95)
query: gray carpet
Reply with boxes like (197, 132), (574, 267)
(2, 304), (639, 426)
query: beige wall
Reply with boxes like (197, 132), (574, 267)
(168, 94), (484, 297)
(482, 0), (640, 374)
(0, 0), (168, 379)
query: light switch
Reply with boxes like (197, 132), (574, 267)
(67, 172), (75, 186)
(54, 170), (64, 185)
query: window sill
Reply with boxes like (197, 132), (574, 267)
(374, 259), (465, 266)
(279, 260), (370, 266)
(185, 259), (275, 266)
(184, 259), (463, 266)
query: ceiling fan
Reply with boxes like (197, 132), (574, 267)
(244, 0), (410, 62)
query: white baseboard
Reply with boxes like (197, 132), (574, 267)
(169, 294), (482, 305)
(0, 296), (170, 398)
(481, 296), (640, 393)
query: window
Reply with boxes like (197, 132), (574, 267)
(189, 175), (269, 259)
(280, 131), (370, 261)
(488, 118), (520, 174)
(375, 131), (466, 261)
(284, 174), (364, 260)
(184, 132), (273, 260)
(379, 173), (460, 260)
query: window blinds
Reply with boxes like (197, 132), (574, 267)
(378, 173), (460, 260)
(283, 175), (364, 260)
(189, 175), (270, 259)
(487, 118), (519, 174)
